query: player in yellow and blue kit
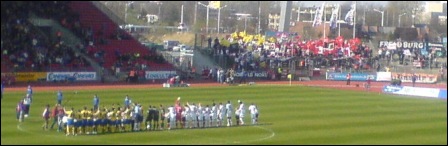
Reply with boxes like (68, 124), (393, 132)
(65, 108), (74, 136)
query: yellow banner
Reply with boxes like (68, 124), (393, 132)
(220, 38), (231, 47)
(1, 72), (47, 82)
(209, 1), (220, 9)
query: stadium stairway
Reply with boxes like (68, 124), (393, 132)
(192, 49), (221, 71)
(28, 16), (118, 82)
(68, 1), (174, 71)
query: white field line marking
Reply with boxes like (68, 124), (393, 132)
(16, 123), (77, 140)
(16, 123), (33, 134)
(167, 125), (275, 144)
(233, 125), (276, 144)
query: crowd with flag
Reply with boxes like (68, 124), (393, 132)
(210, 29), (373, 74)
(203, 2), (377, 74)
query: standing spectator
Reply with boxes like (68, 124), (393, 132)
(57, 90), (63, 105)
(207, 37), (212, 49)
(93, 94), (99, 110)
(440, 66), (445, 80)
(239, 69), (248, 84)
(365, 76), (371, 91)
(412, 74), (417, 87)
(277, 67), (282, 80)
(42, 104), (50, 130)
(128, 70), (136, 83)
(346, 73), (351, 85)
(56, 30), (62, 43)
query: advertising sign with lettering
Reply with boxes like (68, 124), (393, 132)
(145, 71), (177, 80)
(1, 72), (47, 82)
(326, 72), (376, 81)
(234, 71), (268, 78)
(383, 85), (444, 98)
(47, 72), (97, 81)
(378, 41), (424, 50)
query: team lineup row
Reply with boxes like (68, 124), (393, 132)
(37, 96), (259, 136)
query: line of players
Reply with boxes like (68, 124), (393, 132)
(162, 98), (259, 130)
(62, 103), (147, 136)
(56, 97), (259, 136)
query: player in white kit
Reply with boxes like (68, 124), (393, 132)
(183, 105), (191, 128)
(218, 102), (225, 127)
(238, 100), (245, 125)
(210, 103), (217, 127)
(186, 102), (197, 128)
(234, 107), (241, 126)
(196, 103), (203, 128)
(225, 101), (233, 127)
(204, 105), (210, 128)
(167, 105), (176, 130)
(248, 103), (257, 125)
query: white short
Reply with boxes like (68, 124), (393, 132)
(62, 116), (68, 123)
(251, 113), (256, 119)
(191, 114), (197, 121)
(226, 112), (232, 118)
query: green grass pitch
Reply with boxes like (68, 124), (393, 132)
(1, 85), (446, 144)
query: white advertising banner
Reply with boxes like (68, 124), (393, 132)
(376, 72), (392, 81)
(145, 71), (177, 80)
(47, 72), (97, 81)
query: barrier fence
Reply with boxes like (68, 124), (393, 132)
(383, 85), (447, 99)
(1, 72), (47, 82)
(326, 72), (439, 84)
(46, 72), (97, 82)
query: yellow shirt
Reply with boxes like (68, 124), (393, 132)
(100, 111), (107, 119)
(76, 111), (82, 120)
(66, 110), (73, 118)
(109, 111), (116, 121)
(81, 110), (89, 119)
(115, 111), (122, 119)
(86, 111), (93, 120)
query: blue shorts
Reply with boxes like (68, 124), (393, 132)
(67, 119), (74, 126)
(102, 119), (109, 126)
(115, 120), (121, 125)
(109, 120), (116, 125)
(74, 120), (81, 127)
(82, 119), (88, 127)
(87, 119), (94, 126)
(94, 119), (101, 125)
